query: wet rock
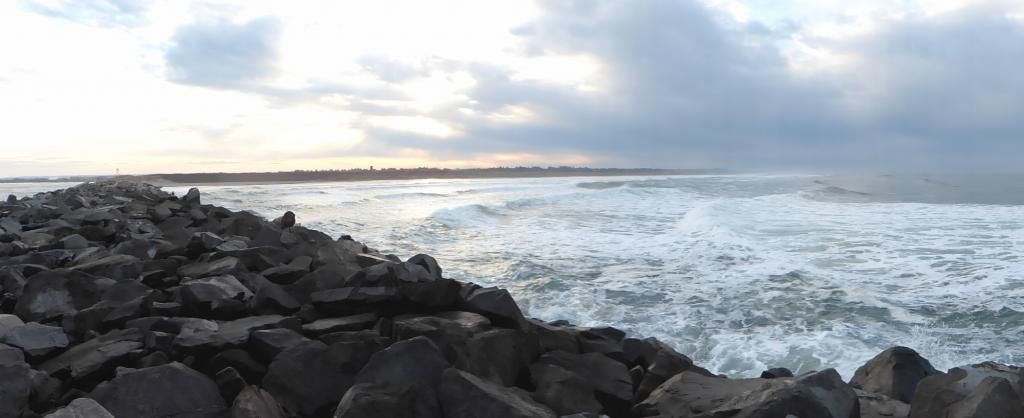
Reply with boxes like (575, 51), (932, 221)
(530, 363), (603, 416)
(851, 346), (941, 403)
(42, 397), (114, 418)
(761, 367), (795, 379)
(353, 336), (449, 418)
(90, 362), (226, 418)
(333, 383), (416, 418)
(231, 385), (285, 418)
(0, 322), (69, 358)
(439, 368), (557, 418)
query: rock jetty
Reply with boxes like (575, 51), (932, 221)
(0, 181), (1021, 418)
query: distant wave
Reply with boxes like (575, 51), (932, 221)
(429, 204), (504, 228)
(577, 181), (626, 190)
(373, 192), (450, 200)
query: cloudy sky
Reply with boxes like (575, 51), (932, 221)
(1, 0), (1022, 176)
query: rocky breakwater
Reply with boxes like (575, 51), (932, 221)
(0, 181), (1021, 418)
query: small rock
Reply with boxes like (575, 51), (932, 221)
(302, 313), (379, 337)
(760, 367), (794, 379)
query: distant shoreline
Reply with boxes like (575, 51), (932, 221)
(0, 167), (728, 186)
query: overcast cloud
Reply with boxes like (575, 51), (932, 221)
(0, 0), (1022, 176)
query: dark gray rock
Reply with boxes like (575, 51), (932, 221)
(231, 386), (285, 418)
(530, 363), (603, 416)
(38, 328), (144, 386)
(0, 343), (23, 364)
(43, 397), (114, 418)
(247, 328), (312, 362)
(174, 315), (300, 354)
(856, 389), (909, 418)
(249, 281), (300, 315)
(0, 314), (24, 338)
(0, 322), (69, 358)
(183, 187), (201, 206)
(407, 253), (442, 279)
(262, 341), (355, 417)
(460, 328), (538, 387)
(59, 234), (88, 250)
(910, 363), (1024, 418)
(460, 285), (528, 329)
(851, 346), (941, 403)
(207, 349), (267, 384)
(178, 256), (243, 279)
(333, 383), (416, 418)
(535, 351), (633, 417)
(71, 254), (144, 280)
(215, 366), (248, 404)
(261, 264), (308, 285)
(0, 361), (31, 418)
(635, 348), (714, 403)
(354, 336), (449, 418)
(179, 274), (254, 319)
(14, 269), (108, 322)
(946, 376), (1024, 418)
(302, 313), (379, 337)
(634, 369), (859, 418)
(438, 368), (557, 418)
(188, 232), (225, 256)
(761, 367), (795, 379)
(527, 318), (580, 354)
(90, 362), (226, 418)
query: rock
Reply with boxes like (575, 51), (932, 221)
(280, 211), (295, 228)
(761, 367), (795, 379)
(90, 362), (226, 418)
(249, 282), (300, 315)
(910, 362), (1024, 418)
(183, 187), (201, 206)
(14, 269), (108, 322)
(248, 328), (312, 362)
(856, 389), (909, 418)
(527, 318), (580, 354)
(460, 285), (528, 329)
(302, 313), (379, 337)
(174, 315), (300, 354)
(535, 351), (633, 417)
(439, 368), (557, 418)
(38, 328), (144, 386)
(333, 383), (416, 418)
(0, 314), (24, 338)
(215, 366), (248, 404)
(0, 343), (24, 364)
(260, 264), (308, 285)
(42, 397), (114, 418)
(634, 369), (859, 418)
(461, 328), (537, 387)
(231, 385), (285, 418)
(178, 256), (242, 279)
(71, 254), (143, 280)
(946, 376), (1024, 418)
(311, 286), (401, 316)
(635, 348), (713, 403)
(179, 274), (254, 319)
(262, 341), (355, 417)
(188, 232), (225, 255)
(851, 346), (941, 403)
(0, 360), (31, 418)
(354, 336), (449, 418)
(407, 253), (442, 279)
(530, 363), (603, 416)
(59, 234), (88, 250)
(206, 349), (267, 384)
(0, 322), (69, 358)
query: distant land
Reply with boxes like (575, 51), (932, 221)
(0, 166), (729, 185)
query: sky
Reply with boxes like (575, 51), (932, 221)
(1, 0), (1022, 176)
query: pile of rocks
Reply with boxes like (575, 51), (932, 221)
(0, 181), (1021, 418)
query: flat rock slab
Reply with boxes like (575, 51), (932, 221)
(90, 362), (226, 418)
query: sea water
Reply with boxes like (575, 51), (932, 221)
(6, 174), (1024, 378)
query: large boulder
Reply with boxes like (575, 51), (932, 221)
(262, 341), (357, 417)
(89, 362), (226, 418)
(333, 383), (416, 418)
(534, 351), (633, 417)
(247, 328), (312, 362)
(856, 389), (910, 418)
(14, 269), (109, 322)
(38, 328), (144, 387)
(634, 347), (714, 403)
(179, 274), (254, 319)
(530, 363), (603, 416)
(910, 362), (1024, 418)
(0, 322), (69, 358)
(42, 398), (114, 418)
(635, 369), (859, 418)
(438, 368), (557, 418)
(353, 336), (450, 418)
(851, 346), (941, 403)
(230, 385), (285, 418)
(0, 360), (32, 418)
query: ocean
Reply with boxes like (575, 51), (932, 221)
(5, 174), (1023, 378)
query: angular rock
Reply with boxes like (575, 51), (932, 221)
(0, 314), (25, 338)
(302, 313), (379, 337)
(215, 366), (248, 404)
(38, 328), (143, 386)
(179, 274), (254, 319)
(439, 368), (557, 418)
(14, 269), (108, 322)
(333, 383), (416, 418)
(207, 349), (267, 384)
(761, 367), (795, 379)
(354, 336), (449, 418)
(178, 256), (242, 279)
(535, 351), (633, 417)
(0, 322), (69, 358)
(856, 389), (909, 418)
(530, 363), (603, 416)
(527, 318), (580, 354)
(90, 362), (226, 418)
(946, 376), (1024, 418)
(59, 234), (88, 250)
(249, 282), (300, 315)
(851, 346), (941, 403)
(460, 285), (528, 329)
(248, 328), (312, 362)
(635, 348), (713, 403)
(174, 315), (300, 354)
(231, 386), (285, 418)
(0, 343), (24, 364)
(262, 341), (355, 417)
(0, 361), (31, 418)
(42, 398), (114, 418)
(910, 363), (1024, 418)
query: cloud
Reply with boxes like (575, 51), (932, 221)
(165, 16), (282, 88)
(21, 0), (149, 27)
